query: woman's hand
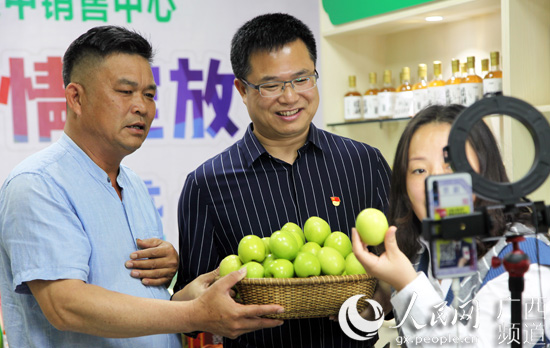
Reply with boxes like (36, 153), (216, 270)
(351, 227), (417, 291)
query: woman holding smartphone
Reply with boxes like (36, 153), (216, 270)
(352, 104), (550, 347)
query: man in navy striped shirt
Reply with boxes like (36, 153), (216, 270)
(176, 13), (391, 348)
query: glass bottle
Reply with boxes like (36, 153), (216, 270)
(428, 60), (446, 106)
(394, 67), (414, 118)
(344, 75), (362, 121)
(483, 51), (503, 96)
(412, 63), (429, 114)
(481, 58), (489, 78)
(460, 56), (483, 106)
(378, 69), (395, 119)
(460, 62), (467, 78)
(363, 72), (379, 119)
(445, 59), (462, 105)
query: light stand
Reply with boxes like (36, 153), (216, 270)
(423, 95), (550, 347)
(491, 236), (531, 348)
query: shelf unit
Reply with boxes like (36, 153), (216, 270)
(326, 117), (411, 127)
(319, 0), (550, 202)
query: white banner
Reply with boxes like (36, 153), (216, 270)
(0, 0), (321, 250)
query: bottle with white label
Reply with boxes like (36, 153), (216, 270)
(344, 75), (362, 121)
(460, 56), (483, 106)
(481, 58), (489, 79)
(412, 64), (430, 114)
(394, 67), (414, 118)
(378, 69), (395, 119)
(428, 61), (446, 106)
(483, 51), (503, 96)
(445, 59), (462, 105)
(363, 72), (379, 119)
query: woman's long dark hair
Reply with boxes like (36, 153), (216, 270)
(387, 104), (518, 261)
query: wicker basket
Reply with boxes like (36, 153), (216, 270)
(235, 274), (377, 320)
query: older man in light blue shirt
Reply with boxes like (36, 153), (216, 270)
(0, 133), (181, 347)
(0, 25), (283, 347)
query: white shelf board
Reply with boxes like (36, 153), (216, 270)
(321, 0), (500, 38)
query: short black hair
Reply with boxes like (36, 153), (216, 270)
(62, 25), (154, 87)
(230, 13), (317, 80)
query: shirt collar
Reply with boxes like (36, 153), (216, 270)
(238, 122), (327, 167)
(307, 122), (327, 152)
(58, 133), (118, 187)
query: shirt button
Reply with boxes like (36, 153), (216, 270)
(107, 178), (111, 183)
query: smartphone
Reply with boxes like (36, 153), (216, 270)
(425, 172), (478, 279)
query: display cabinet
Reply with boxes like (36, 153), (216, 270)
(319, 0), (550, 201)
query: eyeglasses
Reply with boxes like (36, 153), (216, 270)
(241, 70), (319, 97)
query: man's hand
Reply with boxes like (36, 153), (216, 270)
(125, 238), (179, 286)
(171, 268), (220, 302)
(189, 268), (285, 339)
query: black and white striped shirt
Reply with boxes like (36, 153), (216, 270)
(176, 123), (391, 348)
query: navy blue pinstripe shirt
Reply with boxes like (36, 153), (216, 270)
(176, 123), (391, 348)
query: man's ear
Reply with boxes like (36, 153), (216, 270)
(65, 82), (84, 116)
(234, 78), (248, 100)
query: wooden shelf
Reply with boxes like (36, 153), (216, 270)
(327, 117), (411, 127)
(321, 0), (500, 38)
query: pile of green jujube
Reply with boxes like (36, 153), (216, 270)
(219, 216), (367, 278)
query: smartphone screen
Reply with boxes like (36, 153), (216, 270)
(425, 173), (478, 279)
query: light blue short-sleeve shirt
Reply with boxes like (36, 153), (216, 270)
(0, 133), (181, 347)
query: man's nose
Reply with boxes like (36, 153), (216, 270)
(279, 81), (300, 102)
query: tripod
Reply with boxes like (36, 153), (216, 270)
(491, 236), (531, 348)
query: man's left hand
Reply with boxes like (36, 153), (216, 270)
(125, 238), (179, 286)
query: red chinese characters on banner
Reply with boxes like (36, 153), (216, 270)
(0, 76), (9, 105)
(7, 56), (65, 142)
(1, 55), (239, 144)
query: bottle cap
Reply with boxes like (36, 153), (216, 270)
(383, 69), (392, 84)
(467, 56), (475, 69)
(369, 72), (377, 84)
(451, 59), (460, 73)
(481, 58), (489, 72)
(490, 51), (500, 66)
(418, 64), (427, 78)
(433, 61), (442, 76)
(401, 66), (410, 81)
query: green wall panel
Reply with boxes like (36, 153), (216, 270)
(323, 0), (437, 25)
